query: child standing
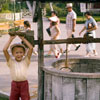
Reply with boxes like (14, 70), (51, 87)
(23, 20), (38, 56)
(3, 35), (33, 100)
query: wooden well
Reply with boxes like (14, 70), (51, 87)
(43, 58), (100, 100)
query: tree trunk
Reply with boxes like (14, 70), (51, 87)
(50, 2), (54, 11)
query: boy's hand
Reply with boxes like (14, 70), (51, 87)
(19, 36), (24, 40)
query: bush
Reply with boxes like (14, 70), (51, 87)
(52, 4), (66, 17)
(2, 3), (9, 11)
(60, 16), (100, 24)
(0, 97), (9, 100)
(45, 3), (67, 17)
(45, 3), (83, 17)
(45, 4), (51, 16)
(0, 10), (12, 13)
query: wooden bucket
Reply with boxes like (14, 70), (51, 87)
(43, 58), (100, 100)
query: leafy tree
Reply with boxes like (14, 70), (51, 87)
(0, 0), (6, 12)
(0, 0), (28, 13)
(0, 0), (11, 13)
(45, 3), (84, 17)
(45, 3), (67, 17)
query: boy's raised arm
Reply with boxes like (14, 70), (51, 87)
(19, 36), (33, 59)
(3, 36), (16, 61)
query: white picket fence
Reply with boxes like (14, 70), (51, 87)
(0, 13), (22, 20)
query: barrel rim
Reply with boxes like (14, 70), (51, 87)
(43, 58), (100, 79)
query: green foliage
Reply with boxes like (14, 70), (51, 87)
(9, 27), (20, 32)
(60, 16), (100, 24)
(2, 3), (9, 11)
(0, 97), (9, 100)
(0, 10), (12, 13)
(45, 3), (85, 17)
(0, 0), (10, 13)
(45, 3), (51, 16)
(45, 3), (67, 17)
(93, 16), (100, 22)
(0, 1), (27, 13)
(52, 4), (66, 17)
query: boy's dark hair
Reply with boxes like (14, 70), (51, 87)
(85, 11), (92, 16)
(24, 21), (31, 28)
(51, 11), (57, 16)
(11, 44), (26, 54)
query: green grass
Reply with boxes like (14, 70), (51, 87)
(0, 10), (12, 13)
(0, 19), (13, 23)
(0, 97), (9, 100)
(60, 16), (100, 24)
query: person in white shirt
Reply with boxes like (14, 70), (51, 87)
(79, 12), (98, 57)
(66, 3), (80, 52)
(3, 35), (33, 100)
(46, 16), (62, 58)
(50, 11), (60, 28)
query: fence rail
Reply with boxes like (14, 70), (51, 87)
(8, 32), (100, 44)
(34, 38), (100, 45)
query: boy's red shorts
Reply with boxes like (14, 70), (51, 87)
(10, 80), (30, 100)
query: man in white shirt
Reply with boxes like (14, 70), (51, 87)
(66, 3), (80, 51)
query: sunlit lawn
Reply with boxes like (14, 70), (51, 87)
(60, 16), (100, 23)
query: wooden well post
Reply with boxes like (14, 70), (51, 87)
(65, 43), (68, 67)
(37, 1), (44, 100)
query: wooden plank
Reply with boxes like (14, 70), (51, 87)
(75, 79), (87, 100)
(94, 64), (100, 73)
(43, 38), (100, 44)
(34, 38), (100, 46)
(65, 44), (68, 67)
(44, 73), (52, 100)
(72, 64), (80, 72)
(87, 79), (100, 100)
(52, 75), (63, 100)
(37, 2), (44, 100)
(62, 78), (75, 100)
(81, 64), (88, 73)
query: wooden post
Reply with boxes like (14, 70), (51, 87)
(37, 1), (44, 100)
(65, 43), (68, 67)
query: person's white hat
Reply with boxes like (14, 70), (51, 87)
(66, 3), (73, 8)
(10, 43), (26, 53)
(49, 16), (58, 22)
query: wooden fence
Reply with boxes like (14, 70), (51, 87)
(34, 38), (100, 45)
